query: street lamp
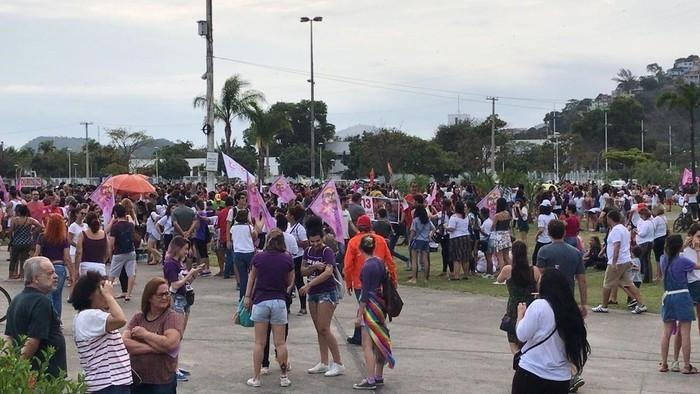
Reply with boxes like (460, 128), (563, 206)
(73, 163), (78, 180)
(300, 16), (322, 180)
(67, 148), (72, 184)
(154, 147), (160, 181)
(318, 142), (324, 181)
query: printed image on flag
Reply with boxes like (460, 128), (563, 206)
(309, 180), (345, 242)
(270, 176), (297, 203)
(90, 177), (116, 224)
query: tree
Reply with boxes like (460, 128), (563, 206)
(612, 68), (639, 94)
(217, 139), (257, 177)
(646, 63), (664, 77)
(193, 75), (264, 150)
(268, 100), (335, 155)
(244, 103), (291, 180)
(658, 83), (700, 183)
(106, 128), (153, 170)
(156, 141), (196, 179)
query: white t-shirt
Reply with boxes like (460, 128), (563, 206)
(652, 216), (667, 239)
(68, 222), (88, 256)
(635, 219), (654, 244)
(516, 299), (571, 381)
(287, 222), (307, 258)
(157, 215), (174, 235)
(283, 232), (299, 257)
(146, 212), (161, 240)
(480, 217), (493, 241)
(342, 209), (352, 240)
(447, 214), (470, 238)
(682, 246), (700, 283)
(230, 223), (255, 253)
(606, 224), (631, 265)
(537, 213), (557, 244)
(73, 309), (132, 391)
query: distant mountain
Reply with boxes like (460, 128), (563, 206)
(22, 136), (173, 158)
(335, 124), (379, 140)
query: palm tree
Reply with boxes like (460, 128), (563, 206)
(245, 103), (291, 182)
(193, 75), (264, 150)
(658, 83), (700, 183)
(612, 68), (639, 94)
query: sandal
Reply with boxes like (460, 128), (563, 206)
(659, 363), (669, 372)
(124, 296), (131, 302)
(682, 364), (699, 374)
(115, 294), (126, 299)
(670, 360), (681, 372)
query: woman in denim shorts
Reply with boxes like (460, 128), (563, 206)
(243, 229), (294, 388)
(408, 205), (435, 284)
(299, 216), (346, 378)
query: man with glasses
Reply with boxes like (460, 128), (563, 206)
(4, 256), (66, 377)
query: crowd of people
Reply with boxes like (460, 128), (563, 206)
(0, 177), (698, 393)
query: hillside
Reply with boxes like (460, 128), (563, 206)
(22, 137), (174, 158)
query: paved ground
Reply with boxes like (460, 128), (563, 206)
(1, 253), (700, 393)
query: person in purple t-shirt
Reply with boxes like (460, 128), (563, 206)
(243, 229), (294, 388)
(299, 216), (346, 378)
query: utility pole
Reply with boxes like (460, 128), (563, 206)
(553, 109), (559, 182)
(641, 119), (644, 153)
(669, 125), (672, 169)
(204, 0), (216, 190)
(301, 16), (322, 180)
(604, 110), (609, 173)
(486, 96), (498, 174)
(67, 148), (72, 184)
(80, 122), (93, 179)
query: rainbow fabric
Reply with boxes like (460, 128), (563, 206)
(362, 293), (396, 368)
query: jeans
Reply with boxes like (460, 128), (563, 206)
(224, 247), (234, 278)
(564, 236), (578, 248)
(234, 252), (254, 301)
(49, 264), (67, 317)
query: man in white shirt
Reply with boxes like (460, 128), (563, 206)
(592, 210), (647, 314)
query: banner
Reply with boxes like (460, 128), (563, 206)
(246, 180), (276, 232)
(18, 177), (42, 188)
(221, 152), (255, 181)
(270, 176), (297, 203)
(0, 176), (8, 203)
(309, 180), (345, 242)
(476, 186), (501, 218)
(361, 196), (401, 224)
(90, 177), (115, 225)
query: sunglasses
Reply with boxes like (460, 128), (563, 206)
(154, 291), (170, 298)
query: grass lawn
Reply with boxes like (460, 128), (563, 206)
(395, 208), (684, 314)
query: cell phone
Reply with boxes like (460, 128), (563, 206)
(531, 292), (539, 299)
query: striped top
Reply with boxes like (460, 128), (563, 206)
(73, 309), (132, 392)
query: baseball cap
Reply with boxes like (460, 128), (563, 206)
(357, 215), (371, 229)
(540, 199), (551, 207)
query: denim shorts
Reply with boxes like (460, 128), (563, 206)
(171, 293), (190, 314)
(410, 239), (430, 252)
(689, 281), (700, 304)
(308, 290), (339, 305)
(251, 299), (288, 325)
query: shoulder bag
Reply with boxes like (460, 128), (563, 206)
(512, 327), (556, 370)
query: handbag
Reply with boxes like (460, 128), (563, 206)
(383, 269), (403, 321)
(234, 298), (254, 327)
(512, 328), (557, 370)
(499, 314), (514, 333)
(185, 288), (195, 306)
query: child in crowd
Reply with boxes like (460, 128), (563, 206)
(583, 236), (605, 270)
(628, 245), (643, 309)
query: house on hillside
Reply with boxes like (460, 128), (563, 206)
(590, 94), (612, 110)
(668, 55), (700, 77)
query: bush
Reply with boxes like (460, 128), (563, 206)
(0, 337), (86, 393)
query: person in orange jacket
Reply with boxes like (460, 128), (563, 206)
(344, 214), (397, 345)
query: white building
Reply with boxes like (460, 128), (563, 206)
(325, 141), (350, 180)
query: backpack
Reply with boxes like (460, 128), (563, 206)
(200, 216), (212, 243)
(383, 270), (403, 321)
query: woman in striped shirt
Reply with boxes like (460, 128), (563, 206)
(70, 271), (132, 393)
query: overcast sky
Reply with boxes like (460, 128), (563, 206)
(1, 0), (697, 148)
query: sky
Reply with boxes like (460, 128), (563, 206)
(1, 0), (698, 148)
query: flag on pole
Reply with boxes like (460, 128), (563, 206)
(221, 152), (255, 181)
(682, 168), (693, 186)
(90, 176), (115, 225)
(369, 168), (375, 185)
(309, 180), (345, 242)
(246, 179), (276, 232)
(386, 162), (394, 179)
(0, 176), (8, 203)
(270, 176), (297, 203)
(476, 186), (502, 218)
(427, 182), (438, 206)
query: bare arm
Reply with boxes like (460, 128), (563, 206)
(102, 282), (127, 331)
(136, 328), (181, 354)
(20, 337), (41, 359)
(496, 265), (512, 283)
(122, 330), (157, 355)
(576, 274), (588, 306)
(74, 233), (84, 266)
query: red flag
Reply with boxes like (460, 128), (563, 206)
(369, 168), (375, 185)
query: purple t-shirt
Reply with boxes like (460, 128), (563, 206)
(304, 246), (337, 295)
(360, 257), (387, 303)
(252, 251), (294, 304)
(163, 258), (186, 296)
(39, 236), (69, 262)
(660, 255), (696, 285)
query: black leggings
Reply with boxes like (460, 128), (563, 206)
(293, 256), (306, 311)
(441, 237), (452, 273)
(120, 267), (128, 293)
(639, 241), (653, 283)
(512, 366), (569, 394)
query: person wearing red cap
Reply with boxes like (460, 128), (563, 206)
(343, 214), (397, 345)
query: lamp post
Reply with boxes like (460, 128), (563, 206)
(198, 0), (215, 190)
(300, 16), (322, 180)
(73, 163), (78, 180)
(604, 110), (609, 173)
(318, 142), (324, 181)
(154, 147), (160, 181)
(67, 148), (72, 184)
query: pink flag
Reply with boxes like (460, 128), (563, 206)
(476, 186), (502, 218)
(682, 168), (693, 186)
(270, 176), (297, 203)
(246, 179), (276, 232)
(90, 177), (115, 224)
(0, 176), (8, 203)
(222, 152), (255, 181)
(309, 180), (345, 242)
(427, 182), (438, 206)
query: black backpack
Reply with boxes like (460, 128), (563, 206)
(383, 270), (403, 321)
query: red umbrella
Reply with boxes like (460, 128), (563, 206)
(105, 174), (155, 194)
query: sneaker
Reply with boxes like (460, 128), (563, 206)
(346, 336), (362, 346)
(671, 360), (681, 372)
(178, 368), (191, 376)
(200, 270), (212, 277)
(280, 376), (291, 387)
(375, 377), (384, 386)
(591, 305), (608, 313)
(260, 367), (270, 375)
(246, 377), (261, 387)
(353, 379), (377, 390)
(307, 362), (328, 374)
(569, 376), (585, 392)
(324, 363), (346, 377)
(632, 304), (647, 314)
(176, 370), (189, 382)
(627, 299), (638, 309)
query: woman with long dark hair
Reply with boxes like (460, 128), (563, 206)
(408, 205), (435, 283)
(493, 198), (512, 270)
(497, 240), (540, 354)
(446, 201), (469, 280)
(512, 269), (590, 393)
(75, 212), (109, 277)
(8, 204), (42, 279)
(658, 234), (700, 374)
